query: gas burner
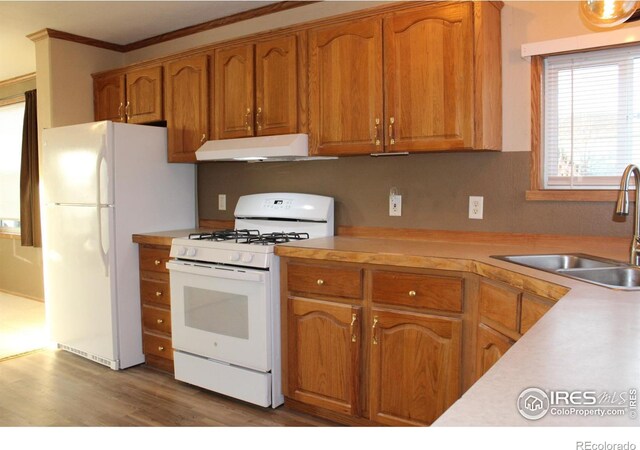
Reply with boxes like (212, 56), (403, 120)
(248, 232), (311, 245)
(189, 229), (261, 243)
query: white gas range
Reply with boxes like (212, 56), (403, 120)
(167, 193), (334, 408)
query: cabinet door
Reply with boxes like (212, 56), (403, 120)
(308, 19), (383, 156)
(384, 3), (473, 152)
(165, 55), (209, 163)
(94, 74), (125, 122)
(369, 308), (461, 426)
(255, 36), (298, 136)
(476, 323), (514, 380)
(286, 297), (361, 416)
(213, 44), (255, 139)
(126, 66), (163, 124)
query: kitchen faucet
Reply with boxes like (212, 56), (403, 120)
(615, 164), (640, 266)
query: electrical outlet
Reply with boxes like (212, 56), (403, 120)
(389, 194), (402, 216)
(469, 196), (483, 220)
(218, 194), (226, 211)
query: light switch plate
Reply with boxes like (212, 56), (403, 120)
(389, 194), (402, 216)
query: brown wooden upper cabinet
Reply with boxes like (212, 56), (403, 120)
(309, 1), (502, 156)
(212, 35), (299, 140)
(93, 66), (163, 124)
(165, 55), (209, 163)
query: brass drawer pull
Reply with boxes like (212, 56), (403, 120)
(155, 291), (162, 297)
(350, 313), (357, 343)
(156, 318), (164, 324)
(372, 316), (379, 345)
(317, 279), (324, 286)
(409, 290), (417, 297)
(389, 116), (395, 145)
(158, 346), (165, 352)
(154, 259), (161, 266)
(201, 133), (206, 144)
(373, 117), (380, 146)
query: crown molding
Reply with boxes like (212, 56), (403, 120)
(25, 1), (317, 53)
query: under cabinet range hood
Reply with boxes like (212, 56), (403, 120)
(195, 133), (336, 162)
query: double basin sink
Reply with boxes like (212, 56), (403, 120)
(491, 254), (640, 290)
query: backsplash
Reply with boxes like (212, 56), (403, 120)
(198, 151), (632, 238)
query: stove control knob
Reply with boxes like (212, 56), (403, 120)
(241, 254), (254, 263)
(186, 247), (197, 257)
(229, 252), (241, 261)
(177, 247), (187, 256)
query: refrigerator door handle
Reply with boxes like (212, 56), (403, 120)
(96, 138), (109, 277)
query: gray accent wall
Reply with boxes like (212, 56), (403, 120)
(198, 152), (632, 238)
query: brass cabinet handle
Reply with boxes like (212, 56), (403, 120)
(158, 346), (165, 352)
(374, 117), (381, 146)
(372, 316), (379, 345)
(350, 313), (357, 343)
(317, 279), (324, 286)
(117, 102), (124, 122)
(155, 291), (162, 297)
(154, 259), (161, 266)
(156, 318), (164, 324)
(389, 117), (395, 145)
(125, 101), (131, 121)
(200, 133), (206, 144)
(256, 107), (263, 131)
(244, 107), (252, 132)
(409, 290), (417, 297)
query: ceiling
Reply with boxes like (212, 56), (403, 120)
(0, 1), (276, 81)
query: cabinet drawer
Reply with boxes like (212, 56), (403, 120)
(371, 271), (463, 312)
(478, 280), (521, 333)
(143, 333), (173, 360)
(142, 305), (172, 335)
(287, 263), (362, 299)
(140, 278), (171, 307)
(139, 246), (171, 273)
(520, 294), (552, 334)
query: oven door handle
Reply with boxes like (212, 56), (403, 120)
(167, 260), (265, 282)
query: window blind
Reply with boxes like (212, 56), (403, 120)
(543, 45), (640, 189)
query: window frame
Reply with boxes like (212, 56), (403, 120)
(527, 51), (637, 202)
(0, 94), (25, 236)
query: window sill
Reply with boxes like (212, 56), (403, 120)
(526, 190), (633, 202)
(0, 231), (21, 240)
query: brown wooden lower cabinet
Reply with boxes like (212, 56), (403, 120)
(282, 259), (465, 426)
(286, 297), (361, 416)
(137, 244), (174, 373)
(369, 308), (462, 426)
(475, 322), (515, 380)
(282, 258), (558, 426)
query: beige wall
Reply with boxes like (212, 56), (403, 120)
(0, 238), (44, 300)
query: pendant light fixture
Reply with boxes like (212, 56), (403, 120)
(580, 0), (640, 27)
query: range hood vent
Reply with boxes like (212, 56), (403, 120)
(195, 133), (336, 162)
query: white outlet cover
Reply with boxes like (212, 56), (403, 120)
(218, 194), (227, 211)
(469, 196), (483, 220)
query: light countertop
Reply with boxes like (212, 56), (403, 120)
(274, 236), (640, 426)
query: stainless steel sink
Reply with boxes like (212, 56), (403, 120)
(496, 254), (616, 271)
(557, 267), (640, 290)
(491, 253), (640, 291)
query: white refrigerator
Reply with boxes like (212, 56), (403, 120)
(41, 121), (196, 370)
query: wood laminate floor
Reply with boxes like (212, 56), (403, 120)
(0, 349), (336, 427)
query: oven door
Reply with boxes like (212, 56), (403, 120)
(167, 260), (271, 372)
